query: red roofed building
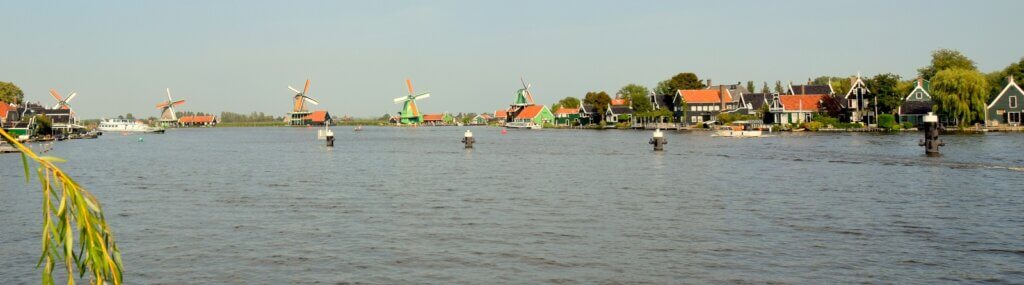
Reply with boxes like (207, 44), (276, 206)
(676, 85), (739, 125)
(0, 101), (12, 124)
(178, 115), (219, 127)
(421, 113), (454, 125)
(494, 109), (508, 120)
(297, 110), (332, 126)
(511, 105), (555, 125)
(768, 94), (829, 124)
(610, 98), (628, 106)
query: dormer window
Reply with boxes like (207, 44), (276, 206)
(1011, 96), (1018, 108)
(916, 92), (922, 99)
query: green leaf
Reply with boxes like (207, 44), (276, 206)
(21, 153), (30, 183)
(39, 156), (67, 163)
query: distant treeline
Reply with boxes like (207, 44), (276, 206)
(217, 112), (283, 123)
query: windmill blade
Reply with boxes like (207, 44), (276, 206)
(406, 79), (414, 95)
(288, 85), (302, 94)
(65, 92), (77, 103)
(166, 88), (172, 101)
(393, 96), (408, 103)
(49, 89), (64, 101)
(302, 79), (311, 95)
(414, 93), (431, 100)
(520, 77), (528, 89)
(171, 100), (186, 107)
(156, 102), (169, 109)
(53, 103), (63, 109)
(302, 96), (320, 105)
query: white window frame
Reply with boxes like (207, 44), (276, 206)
(1010, 96), (1018, 108)
(1009, 112), (1020, 124)
(915, 92), (922, 99)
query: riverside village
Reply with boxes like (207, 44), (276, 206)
(2, 2), (1023, 284)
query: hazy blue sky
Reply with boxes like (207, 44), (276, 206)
(2, 0), (1021, 118)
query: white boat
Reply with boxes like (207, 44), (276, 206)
(713, 126), (763, 137)
(97, 119), (164, 133)
(505, 121), (543, 129)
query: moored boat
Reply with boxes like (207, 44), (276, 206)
(97, 118), (165, 133)
(713, 125), (763, 137)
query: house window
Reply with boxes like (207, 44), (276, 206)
(691, 106), (697, 111)
(1011, 96), (1018, 108)
(1010, 112), (1021, 124)
(916, 92), (922, 99)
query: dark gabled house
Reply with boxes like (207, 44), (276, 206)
(737, 92), (771, 116)
(986, 75), (1023, 127)
(787, 83), (835, 96)
(707, 81), (750, 98)
(898, 78), (934, 127)
(605, 104), (635, 124)
(843, 74), (875, 124)
(649, 92), (679, 121)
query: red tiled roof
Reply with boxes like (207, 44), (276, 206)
(300, 110), (329, 122)
(478, 113), (492, 119)
(178, 115), (216, 124)
(422, 113), (444, 121)
(0, 101), (11, 120)
(779, 95), (826, 111)
(611, 99), (628, 106)
(554, 107), (579, 115)
(678, 89), (732, 104)
(515, 105), (545, 119)
(494, 110), (507, 118)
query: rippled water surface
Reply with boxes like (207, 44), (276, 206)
(2, 127), (1023, 284)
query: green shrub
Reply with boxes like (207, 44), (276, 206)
(901, 121), (914, 129)
(802, 121), (824, 131)
(811, 114), (839, 126)
(878, 114), (897, 130)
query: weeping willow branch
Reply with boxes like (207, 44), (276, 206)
(1, 129), (123, 285)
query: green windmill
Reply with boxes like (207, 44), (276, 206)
(392, 78), (431, 124)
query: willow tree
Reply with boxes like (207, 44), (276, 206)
(930, 68), (989, 126)
(0, 129), (123, 285)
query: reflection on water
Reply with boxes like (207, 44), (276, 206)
(2, 127), (1022, 284)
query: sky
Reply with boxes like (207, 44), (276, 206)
(1, 0), (1022, 119)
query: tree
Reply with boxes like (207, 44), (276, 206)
(33, 115), (53, 136)
(866, 73), (902, 114)
(125, 113), (135, 120)
(746, 81), (755, 94)
(551, 96), (581, 113)
(930, 68), (989, 126)
(618, 84), (652, 112)
(811, 75), (852, 95)
(583, 91), (612, 119)
(761, 82), (770, 93)
(774, 81), (783, 93)
(918, 49), (977, 80)
(654, 72), (705, 95)
(987, 57), (1024, 101)
(0, 81), (24, 104)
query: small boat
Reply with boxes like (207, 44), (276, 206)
(504, 121), (542, 129)
(97, 118), (165, 133)
(354, 125), (363, 131)
(713, 125), (763, 138)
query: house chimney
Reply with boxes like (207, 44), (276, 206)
(719, 85), (726, 111)
(917, 77), (923, 87)
(801, 85), (806, 95)
(1009, 75), (1015, 84)
(706, 79), (712, 88)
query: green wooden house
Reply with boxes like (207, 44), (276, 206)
(512, 105), (554, 125)
(898, 79), (934, 127)
(986, 76), (1023, 127)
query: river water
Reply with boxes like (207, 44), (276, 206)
(1, 127), (1022, 284)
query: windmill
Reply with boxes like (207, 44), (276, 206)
(49, 89), (78, 115)
(286, 79), (320, 126)
(156, 88), (186, 127)
(507, 77), (537, 122)
(515, 77), (536, 106)
(392, 79), (430, 124)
